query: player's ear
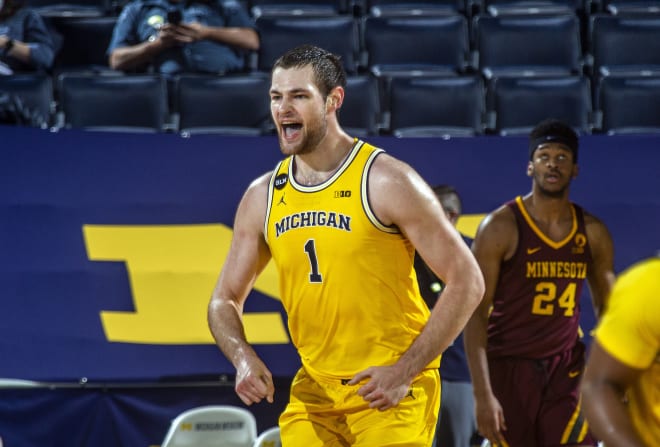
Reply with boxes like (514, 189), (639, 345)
(326, 87), (344, 112)
(526, 161), (534, 177)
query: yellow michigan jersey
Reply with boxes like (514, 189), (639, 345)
(594, 257), (660, 446)
(264, 139), (438, 379)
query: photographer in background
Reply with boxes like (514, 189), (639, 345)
(0, 0), (56, 74)
(107, 0), (258, 75)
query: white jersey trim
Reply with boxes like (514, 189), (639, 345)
(264, 160), (285, 243)
(361, 147), (399, 234)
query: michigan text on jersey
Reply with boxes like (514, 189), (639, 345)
(274, 211), (351, 237)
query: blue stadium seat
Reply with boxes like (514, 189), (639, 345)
(255, 16), (360, 73)
(597, 76), (660, 134)
(365, 0), (466, 16)
(590, 15), (660, 78)
(250, 0), (346, 17)
(600, 0), (660, 15)
(486, 75), (592, 135)
(363, 15), (471, 78)
(478, 0), (583, 16)
(341, 75), (382, 136)
(45, 16), (118, 73)
(388, 75), (485, 137)
(0, 74), (54, 127)
(58, 74), (168, 132)
(175, 73), (272, 136)
(28, 0), (107, 17)
(475, 14), (582, 79)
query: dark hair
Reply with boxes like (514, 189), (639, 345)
(529, 118), (579, 163)
(272, 45), (346, 99)
(432, 184), (462, 216)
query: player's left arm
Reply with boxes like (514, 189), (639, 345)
(584, 212), (615, 317)
(349, 154), (484, 410)
(581, 340), (646, 447)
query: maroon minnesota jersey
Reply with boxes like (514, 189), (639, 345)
(487, 196), (593, 359)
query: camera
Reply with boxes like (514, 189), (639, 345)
(167, 9), (182, 25)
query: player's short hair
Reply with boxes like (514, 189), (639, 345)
(272, 45), (347, 99)
(432, 184), (462, 216)
(529, 118), (579, 163)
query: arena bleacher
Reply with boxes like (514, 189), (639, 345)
(2, 0), (660, 135)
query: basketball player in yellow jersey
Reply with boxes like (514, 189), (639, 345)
(207, 44), (485, 446)
(581, 256), (660, 447)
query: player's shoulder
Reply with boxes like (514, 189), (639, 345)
(577, 206), (612, 239)
(368, 150), (422, 190)
(480, 202), (517, 233)
(580, 207), (607, 227)
(243, 170), (273, 201)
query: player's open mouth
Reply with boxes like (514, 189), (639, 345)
(282, 123), (302, 140)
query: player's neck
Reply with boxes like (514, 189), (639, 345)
(295, 130), (354, 185)
(524, 192), (572, 223)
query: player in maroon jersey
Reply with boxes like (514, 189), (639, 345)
(464, 119), (615, 446)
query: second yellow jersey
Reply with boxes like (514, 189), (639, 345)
(264, 139), (437, 378)
(594, 257), (660, 446)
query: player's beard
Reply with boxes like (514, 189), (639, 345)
(278, 110), (327, 157)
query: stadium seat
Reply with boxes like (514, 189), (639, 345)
(363, 15), (471, 78)
(45, 16), (118, 73)
(482, 0), (581, 16)
(0, 74), (54, 126)
(365, 0), (466, 16)
(161, 405), (257, 447)
(341, 75), (382, 137)
(253, 426), (281, 447)
(58, 73), (168, 132)
(388, 75), (485, 137)
(486, 75), (592, 135)
(475, 14), (582, 79)
(255, 16), (360, 73)
(600, 0), (660, 14)
(28, 0), (107, 17)
(250, 0), (345, 17)
(175, 73), (272, 136)
(597, 76), (660, 134)
(590, 15), (660, 78)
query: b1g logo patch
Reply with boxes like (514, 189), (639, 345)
(274, 173), (288, 190)
(334, 190), (352, 198)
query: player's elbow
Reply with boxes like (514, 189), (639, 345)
(465, 265), (486, 310)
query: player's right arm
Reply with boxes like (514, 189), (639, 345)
(581, 340), (647, 447)
(464, 206), (516, 444)
(207, 172), (275, 406)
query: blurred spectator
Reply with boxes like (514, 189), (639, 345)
(107, 0), (259, 75)
(0, 0), (56, 74)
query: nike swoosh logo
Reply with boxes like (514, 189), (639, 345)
(527, 247), (542, 255)
(568, 370), (580, 378)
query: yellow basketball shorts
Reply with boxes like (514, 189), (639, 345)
(279, 367), (440, 447)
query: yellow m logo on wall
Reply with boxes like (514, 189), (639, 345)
(83, 216), (484, 345)
(83, 224), (289, 344)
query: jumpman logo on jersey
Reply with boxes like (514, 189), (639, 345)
(278, 193), (286, 206)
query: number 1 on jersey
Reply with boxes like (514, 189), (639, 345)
(304, 239), (323, 283)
